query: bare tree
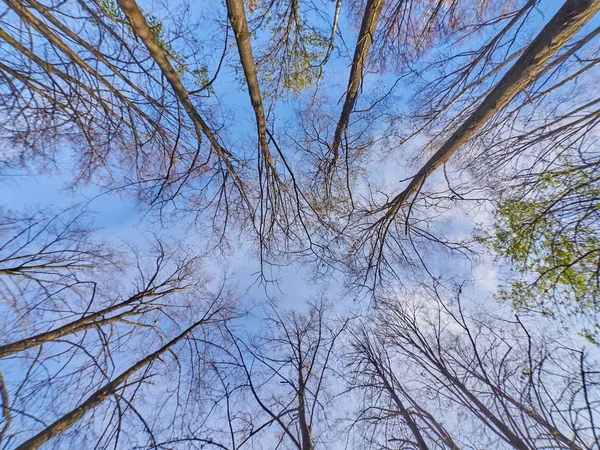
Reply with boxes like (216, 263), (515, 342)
(2, 1), (600, 448)
(200, 299), (351, 449)
(381, 0), (598, 209)
(0, 0), (250, 227)
(349, 285), (600, 449)
(0, 207), (240, 449)
(348, 0), (600, 288)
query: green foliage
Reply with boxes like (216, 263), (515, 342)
(251, 2), (328, 99)
(192, 66), (214, 93)
(478, 166), (600, 342)
(267, 27), (326, 97)
(99, 0), (187, 75)
(100, 0), (125, 21)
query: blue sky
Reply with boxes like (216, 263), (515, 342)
(1, 0), (600, 448)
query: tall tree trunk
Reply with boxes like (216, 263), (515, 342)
(0, 373), (11, 446)
(374, 364), (431, 450)
(475, 374), (583, 450)
(14, 319), (206, 450)
(0, 291), (153, 358)
(381, 0), (600, 217)
(434, 362), (533, 450)
(328, 0), (385, 174)
(225, 0), (279, 182)
(115, 0), (240, 177)
(297, 365), (313, 450)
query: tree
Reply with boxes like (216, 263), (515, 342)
(0, 207), (239, 449)
(0, 0), (250, 226)
(202, 299), (350, 449)
(13, 315), (215, 450)
(245, 0), (335, 99)
(325, 0), (385, 186)
(478, 158), (600, 341)
(359, 0), (600, 281)
(349, 285), (599, 449)
(2, 0), (600, 447)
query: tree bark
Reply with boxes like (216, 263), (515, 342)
(297, 361), (313, 450)
(329, 0), (385, 172)
(0, 291), (154, 358)
(14, 319), (206, 450)
(382, 0), (600, 216)
(225, 0), (279, 181)
(115, 0), (239, 173)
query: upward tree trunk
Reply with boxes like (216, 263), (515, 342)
(14, 319), (206, 450)
(328, 0), (385, 173)
(297, 364), (313, 450)
(374, 362), (431, 450)
(473, 373), (583, 450)
(383, 0), (600, 216)
(0, 290), (153, 358)
(225, 0), (280, 181)
(432, 360), (534, 450)
(116, 0), (239, 174)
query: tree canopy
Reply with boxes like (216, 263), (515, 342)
(1, 0), (600, 448)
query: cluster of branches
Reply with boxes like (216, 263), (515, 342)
(0, 207), (598, 448)
(1, 0), (600, 447)
(348, 0), (600, 287)
(2, 0), (600, 294)
(0, 0), (316, 260)
(348, 285), (600, 449)
(0, 207), (238, 449)
(200, 287), (600, 450)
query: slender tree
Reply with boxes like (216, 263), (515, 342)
(350, 285), (599, 449)
(204, 299), (350, 449)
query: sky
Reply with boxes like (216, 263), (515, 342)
(0, 0), (593, 344)
(1, 0), (600, 448)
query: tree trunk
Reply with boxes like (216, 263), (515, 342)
(383, 0), (600, 216)
(297, 365), (313, 450)
(14, 319), (206, 450)
(225, 0), (279, 180)
(115, 0), (239, 174)
(328, 0), (385, 172)
(0, 291), (151, 358)
(373, 361), (431, 450)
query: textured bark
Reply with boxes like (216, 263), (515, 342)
(297, 361), (313, 450)
(0, 291), (152, 358)
(329, 0), (385, 170)
(0, 373), (11, 445)
(14, 319), (205, 450)
(115, 0), (238, 168)
(225, 0), (279, 180)
(383, 0), (600, 216)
